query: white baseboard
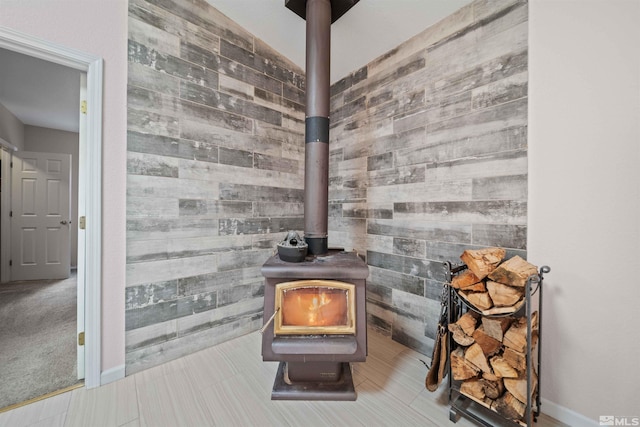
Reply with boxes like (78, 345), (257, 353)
(100, 364), (125, 385)
(542, 398), (598, 426)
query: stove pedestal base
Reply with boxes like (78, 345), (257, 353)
(271, 361), (356, 401)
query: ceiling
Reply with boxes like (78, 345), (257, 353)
(0, 47), (82, 134)
(0, 0), (470, 136)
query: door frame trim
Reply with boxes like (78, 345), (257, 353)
(1, 147), (11, 284)
(0, 26), (103, 388)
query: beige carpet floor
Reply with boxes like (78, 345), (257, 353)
(0, 273), (79, 409)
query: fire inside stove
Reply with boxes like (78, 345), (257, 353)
(275, 280), (355, 335)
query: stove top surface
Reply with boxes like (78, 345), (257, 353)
(262, 250), (369, 280)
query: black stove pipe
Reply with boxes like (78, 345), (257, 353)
(304, 0), (331, 255)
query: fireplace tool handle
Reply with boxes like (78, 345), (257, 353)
(260, 308), (280, 335)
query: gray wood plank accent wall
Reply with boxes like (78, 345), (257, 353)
(126, 0), (528, 373)
(126, 0), (306, 373)
(328, 0), (528, 355)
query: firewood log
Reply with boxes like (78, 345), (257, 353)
(464, 281), (487, 292)
(503, 312), (538, 353)
(465, 343), (492, 373)
(451, 269), (482, 289)
(481, 316), (513, 342)
(486, 281), (523, 307)
(480, 378), (505, 400)
(502, 347), (526, 373)
(482, 371), (500, 382)
(490, 356), (519, 378)
(472, 327), (502, 357)
(462, 291), (493, 311)
(451, 347), (480, 380)
(480, 303), (523, 316)
(493, 391), (526, 420)
(460, 247), (506, 280)
(449, 323), (475, 346)
(449, 311), (478, 346)
(457, 312), (478, 336)
(488, 255), (538, 288)
(460, 379), (486, 401)
(504, 371), (538, 404)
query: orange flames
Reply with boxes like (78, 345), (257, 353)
(281, 287), (348, 327)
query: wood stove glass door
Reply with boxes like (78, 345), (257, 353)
(274, 280), (355, 335)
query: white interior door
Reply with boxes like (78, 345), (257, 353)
(10, 151), (71, 281)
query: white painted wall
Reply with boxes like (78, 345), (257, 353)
(529, 0), (640, 424)
(0, 0), (128, 373)
(24, 125), (79, 268)
(0, 101), (24, 150)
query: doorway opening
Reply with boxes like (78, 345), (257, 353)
(0, 27), (103, 402)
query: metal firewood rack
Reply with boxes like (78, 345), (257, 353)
(445, 261), (550, 427)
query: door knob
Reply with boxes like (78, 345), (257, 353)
(60, 220), (69, 225)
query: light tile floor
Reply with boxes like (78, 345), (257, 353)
(0, 329), (568, 427)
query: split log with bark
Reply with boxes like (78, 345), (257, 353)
(460, 247), (506, 280)
(451, 269), (482, 289)
(503, 312), (539, 354)
(488, 256), (538, 288)
(448, 312), (478, 346)
(481, 378), (505, 400)
(487, 281), (523, 307)
(482, 317), (512, 342)
(451, 347), (480, 380)
(460, 290), (494, 311)
(505, 372), (538, 405)
(493, 391), (526, 420)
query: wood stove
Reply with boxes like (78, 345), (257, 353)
(261, 0), (366, 401)
(262, 251), (367, 400)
